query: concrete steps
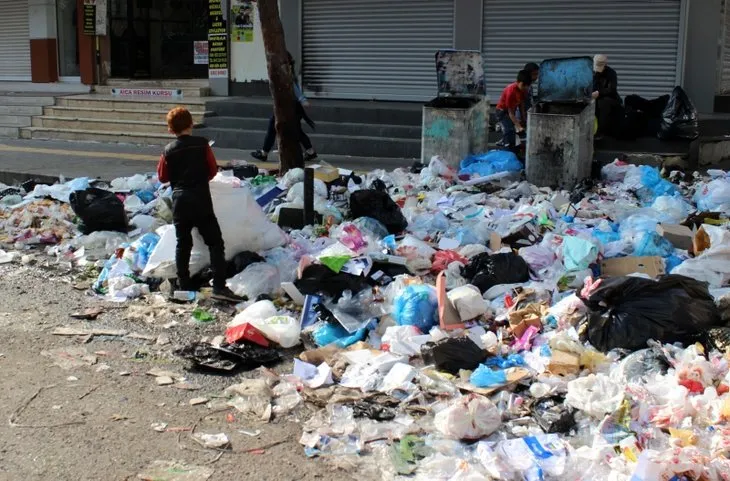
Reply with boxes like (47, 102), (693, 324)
(202, 116), (421, 139)
(19, 126), (170, 145)
(23, 93), (211, 146)
(195, 126), (421, 159)
(43, 106), (208, 122)
(32, 116), (168, 134)
(198, 97), (423, 159)
(0, 96), (57, 138)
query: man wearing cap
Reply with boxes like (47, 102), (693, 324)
(592, 54), (622, 139)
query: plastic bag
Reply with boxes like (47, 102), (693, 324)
(566, 373), (623, 418)
(658, 86), (699, 140)
(431, 250), (467, 273)
(470, 365), (507, 388)
(623, 165), (678, 203)
(581, 275), (723, 352)
(694, 178), (730, 211)
(393, 284), (438, 332)
(651, 195), (691, 224)
(459, 150), (523, 177)
(462, 253), (531, 294)
(227, 262), (281, 299)
(420, 337), (486, 375)
(447, 285), (489, 321)
(519, 244), (557, 272)
(143, 178), (286, 278)
(434, 394), (502, 440)
(496, 435), (570, 480)
(251, 315), (301, 348)
(562, 236), (598, 271)
(633, 231), (675, 257)
(69, 188), (128, 234)
(228, 300), (279, 329)
(349, 189), (408, 234)
(353, 216), (389, 239)
(601, 160), (632, 182)
(313, 321), (369, 348)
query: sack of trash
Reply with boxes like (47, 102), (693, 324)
(70, 188), (128, 234)
(462, 253), (531, 293)
(349, 189), (408, 234)
(434, 394), (502, 440)
(143, 177), (286, 278)
(580, 275), (724, 352)
(657, 86), (699, 141)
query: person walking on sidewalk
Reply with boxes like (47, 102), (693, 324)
(157, 107), (244, 304)
(251, 52), (318, 162)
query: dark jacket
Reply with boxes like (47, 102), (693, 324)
(593, 66), (620, 101)
(157, 135), (218, 193)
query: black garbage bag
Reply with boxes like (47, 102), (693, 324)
(174, 341), (281, 373)
(461, 253), (531, 294)
(420, 337), (486, 375)
(349, 189), (407, 234)
(581, 275), (723, 352)
(531, 396), (576, 434)
(353, 401), (397, 421)
(70, 188), (128, 234)
(295, 264), (370, 300)
(226, 251), (265, 278)
(657, 86), (699, 141)
(616, 346), (671, 383)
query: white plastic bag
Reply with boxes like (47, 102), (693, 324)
(227, 262), (282, 299)
(434, 394), (501, 440)
(251, 315), (301, 348)
(228, 300), (278, 328)
(601, 160), (632, 182)
(143, 177), (286, 278)
(447, 285), (489, 321)
(566, 373), (623, 418)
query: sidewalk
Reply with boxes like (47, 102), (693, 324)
(0, 138), (414, 184)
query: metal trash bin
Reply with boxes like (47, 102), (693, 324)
(526, 57), (595, 189)
(422, 50), (489, 169)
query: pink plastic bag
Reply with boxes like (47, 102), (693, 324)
(431, 250), (467, 273)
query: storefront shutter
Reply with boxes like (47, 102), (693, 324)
(0, 0), (32, 81)
(719, 0), (730, 94)
(302, 0), (454, 101)
(482, 0), (682, 100)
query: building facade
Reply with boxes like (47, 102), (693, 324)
(0, 0), (726, 115)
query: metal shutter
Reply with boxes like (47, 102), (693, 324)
(0, 0), (31, 80)
(302, 0), (454, 101)
(482, 0), (682, 100)
(719, 0), (730, 94)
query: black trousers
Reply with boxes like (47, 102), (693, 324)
(262, 103), (313, 152)
(172, 190), (227, 289)
(595, 96), (623, 136)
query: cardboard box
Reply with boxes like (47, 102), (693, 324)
(489, 231), (502, 252)
(547, 350), (581, 376)
(437, 272), (465, 331)
(656, 224), (693, 251)
(508, 311), (543, 339)
(601, 256), (665, 278)
(312, 164), (340, 183)
(694, 226), (711, 256)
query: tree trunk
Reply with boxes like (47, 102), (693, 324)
(258, 0), (302, 172)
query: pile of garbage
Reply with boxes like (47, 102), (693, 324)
(5, 154), (730, 480)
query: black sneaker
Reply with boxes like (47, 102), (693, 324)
(212, 287), (245, 303)
(251, 150), (268, 161)
(304, 151), (318, 162)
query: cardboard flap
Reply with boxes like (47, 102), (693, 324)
(437, 272), (465, 331)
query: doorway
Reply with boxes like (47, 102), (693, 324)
(110, 0), (209, 79)
(56, 0), (80, 80)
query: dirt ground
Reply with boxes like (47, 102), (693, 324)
(0, 261), (363, 481)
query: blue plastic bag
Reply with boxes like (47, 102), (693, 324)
(459, 150), (523, 177)
(134, 190), (156, 204)
(129, 232), (160, 272)
(470, 365), (508, 388)
(484, 354), (525, 369)
(666, 254), (684, 273)
(393, 284), (438, 332)
(635, 166), (678, 203)
(634, 232), (674, 257)
(312, 322), (369, 348)
(592, 230), (621, 245)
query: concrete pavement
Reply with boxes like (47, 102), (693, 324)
(0, 138), (414, 185)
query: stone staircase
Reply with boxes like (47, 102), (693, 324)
(0, 95), (56, 139)
(20, 80), (211, 145)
